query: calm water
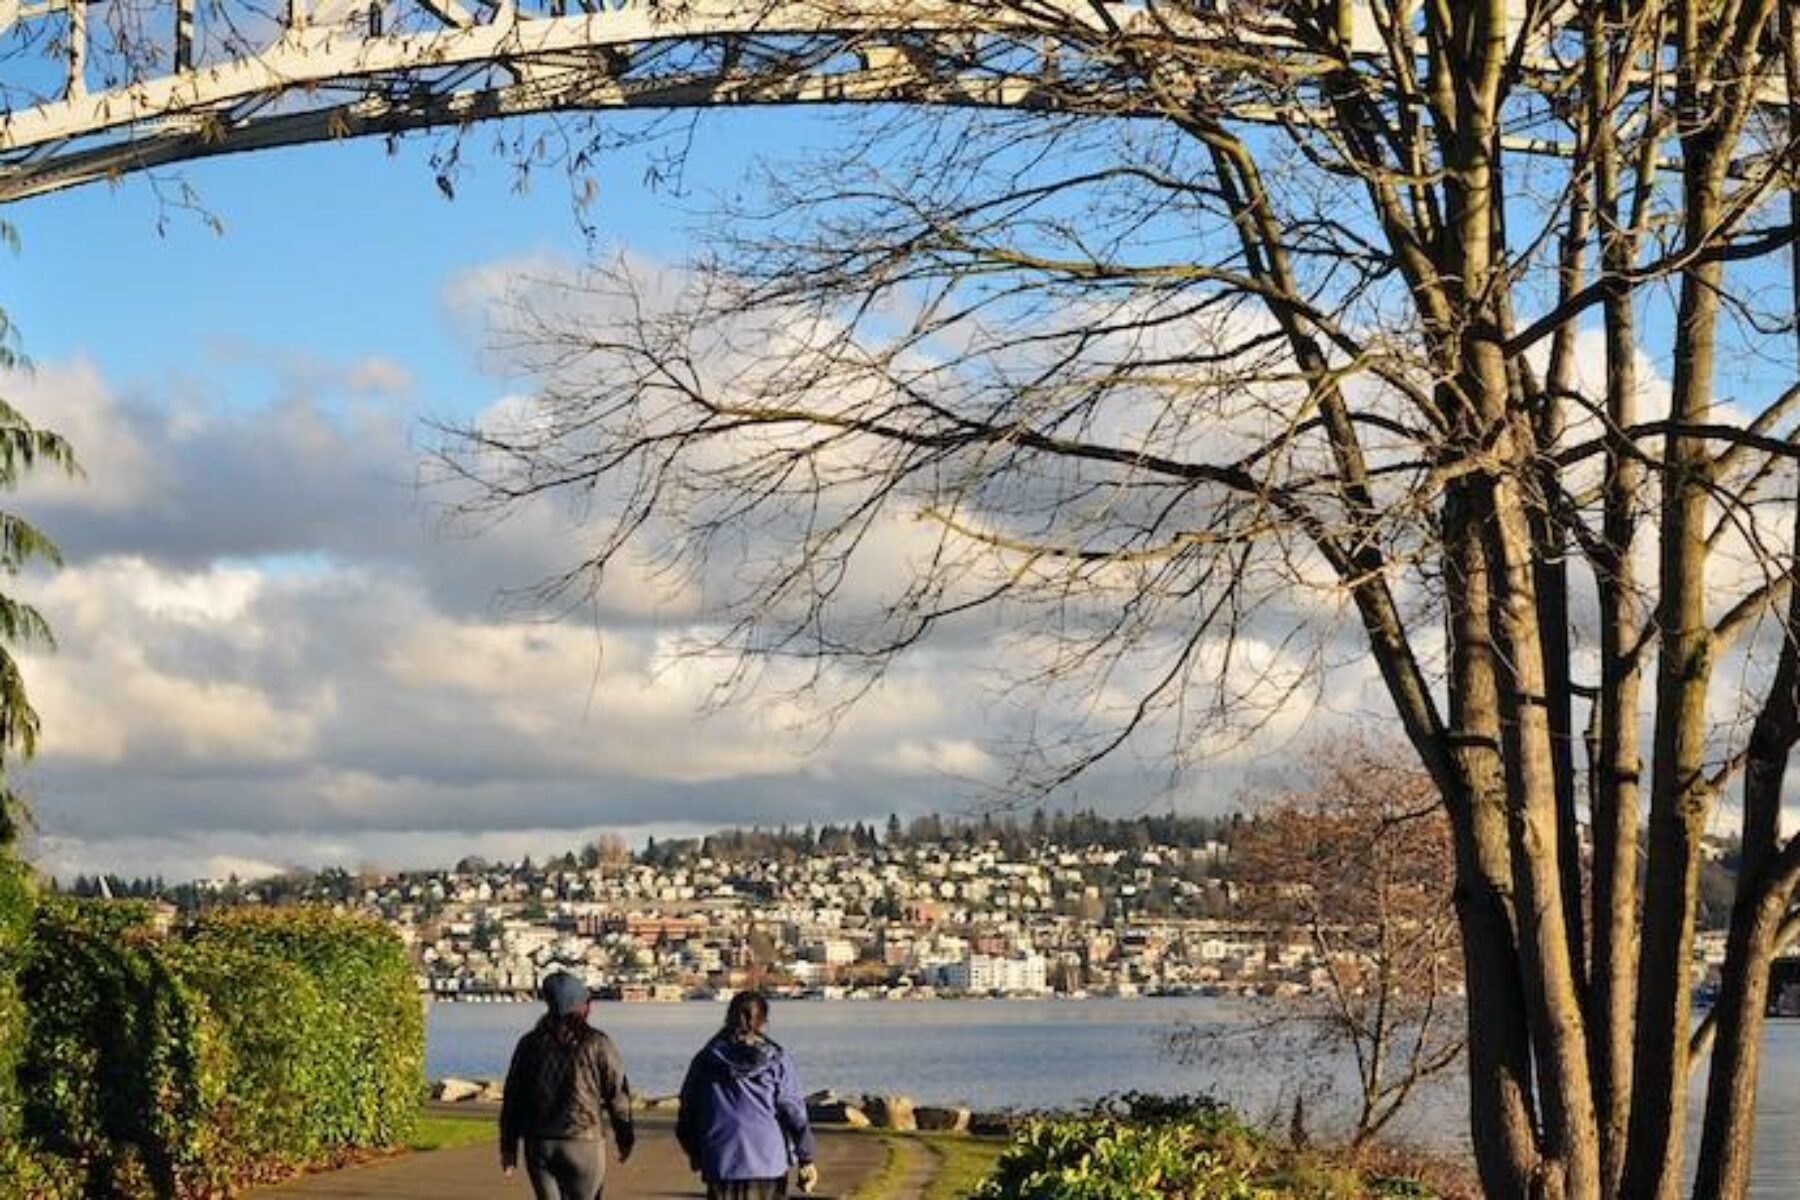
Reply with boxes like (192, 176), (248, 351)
(430, 997), (1800, 1196)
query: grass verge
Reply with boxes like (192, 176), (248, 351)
(410, 1110), (496, 1154)
(845, 1131), (1009, 1200)
(846, 1136), (916, 1200)
(919, 1135), (1008, 1200)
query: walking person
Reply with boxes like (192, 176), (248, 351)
(501, 971), (636, 1199)
(677, 990), (820, 1198)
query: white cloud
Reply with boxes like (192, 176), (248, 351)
(1, 345), (1069, 881)
(9, 359), (165, 513)
(872, 738), (998, 778)
(346, 357), (414, 398)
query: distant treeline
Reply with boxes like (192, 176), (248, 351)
(57, 808), (1245, 906)
(637, 809), (1244, 868)
(55, 873), (189, 903)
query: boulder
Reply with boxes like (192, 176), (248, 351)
(476, 1079), (506, 1103)
(808, 1101), (871, 1127)
(805, 1089), (839, 1106)
(641, 1095), (682, 1111)
(968, 1111), (1018, 1137)
(914, 1105), (971, 1133)
(864, 1095), (917, 1132)
(433, 1077), (482, 1103)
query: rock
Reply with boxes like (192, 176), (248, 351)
(914, 1105), (971, 1133)
(968, 1111), (1018, 1137)
(805, 1088), (839, 1106)
(433, 1077), (482, 1103)
(476, 1079), (506, 1103)
(641, 1095), (682, 1111)
(808, 1101), (871, 1127)
(864, 1095), (917, 1132)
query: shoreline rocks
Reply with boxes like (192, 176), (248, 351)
(432, 1078), (484, 1103)
(863, 1095), (917, 1132)
(807, 1097), (872, 1127)
(430, 1077), (1014, 1137)
(968, 1111), (1018, 1137)
(915, 1105), (971, 1133)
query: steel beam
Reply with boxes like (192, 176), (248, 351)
(0, 0), (1789, 203)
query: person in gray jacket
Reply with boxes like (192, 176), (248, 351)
(501, 972), (635, 1199)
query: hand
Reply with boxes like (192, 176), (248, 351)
(502, 1164), (516, 1179)
(797, 1162), (819, 1194)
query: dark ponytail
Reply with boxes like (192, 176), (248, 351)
(723, 990), (769, 1041)
(537, 1009), (590, 1047)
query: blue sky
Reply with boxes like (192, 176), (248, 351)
(10, 114), (785, 409)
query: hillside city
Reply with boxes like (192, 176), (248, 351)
(62, 811), (1751, 1004)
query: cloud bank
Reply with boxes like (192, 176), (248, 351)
(9, 254), (1399, 883)
(0, 348), (1106, 882)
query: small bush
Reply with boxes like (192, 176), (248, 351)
(12, 899), (424, 1198)
(973, 1114), (1260, 1200)
(1095, 1090), (1247, 1131)
(973, 1094), (1456, 1200)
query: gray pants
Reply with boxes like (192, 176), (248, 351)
(524, 1137), (605, 1200)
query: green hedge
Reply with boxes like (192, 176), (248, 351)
(0, 857), (77, 1198)
(0, 855), (31, 1119)
(9, 900), (424, 1198)
(181, 908), (425, 1175)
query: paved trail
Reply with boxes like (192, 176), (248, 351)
(258, 1117), (886, 1200)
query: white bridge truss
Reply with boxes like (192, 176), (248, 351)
(0, 0), (1792, 204)
(0, 0), (1182, 202)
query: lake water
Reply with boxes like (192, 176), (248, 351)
(430, 997), (1800, 1196)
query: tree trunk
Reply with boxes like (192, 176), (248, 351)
(1586, 42), (1645, 1185)
(1691, 15), (1800, 1192)
(1622, 148), (1725, 1200)
(1443, 477), (1544, 1200)
(1438, 5), (1598, 1187)
(1536, 133), (1590, 1012)
(1487, 461), (1601, 1200)
(1694, 879), (1792, 1198)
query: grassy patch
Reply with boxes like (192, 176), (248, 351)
(848, 1135), (922, 1200)
(843, 1132), (1008, 1200)
(410, 1111), (496, 1154)
(920, 1135), (1008, 1200)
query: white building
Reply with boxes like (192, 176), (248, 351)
(941, 952), (1049, 995)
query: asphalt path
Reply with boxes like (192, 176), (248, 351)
(257, 1116), (887, 1200)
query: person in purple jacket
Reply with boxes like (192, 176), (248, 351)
(677, 991), (819, 1199)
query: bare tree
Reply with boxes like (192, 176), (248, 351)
(436, 3), (1800, 1198)
(1175, 736), (1461, 1149)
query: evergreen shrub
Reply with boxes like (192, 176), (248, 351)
(0, 855), (32, 1119)
(0, 857), (79, 1199)
(11, 899), (423, 1198)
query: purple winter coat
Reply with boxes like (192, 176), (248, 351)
(676, 1033), (817, 1182)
